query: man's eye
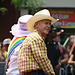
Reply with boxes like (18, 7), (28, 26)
(45, 22), (48, 24)
(45, 22), (51, 25)
(49, 23), (51, 25)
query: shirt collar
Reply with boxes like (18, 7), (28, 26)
(34, 30), (44, 40)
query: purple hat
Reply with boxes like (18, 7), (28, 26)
(10, 15), (33, 37)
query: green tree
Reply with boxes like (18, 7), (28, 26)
(0, 7), (8, 15)
(0, 0), (45, 15)
(0, 0), (8, 15)
(11, 0), (46, 14)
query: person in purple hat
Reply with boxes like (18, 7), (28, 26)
(6, 15), (33, 75)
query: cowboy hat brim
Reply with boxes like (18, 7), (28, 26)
(27, 14), (59, 32)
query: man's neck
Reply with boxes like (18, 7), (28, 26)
(34, 30), (44, 40)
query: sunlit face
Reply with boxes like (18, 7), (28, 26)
(36, 19), (51, 36)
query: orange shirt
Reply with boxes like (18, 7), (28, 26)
(71, 42), (75, 52)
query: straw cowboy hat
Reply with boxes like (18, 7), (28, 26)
(27, 9), (59, 32)
(10, 15), (33, 37)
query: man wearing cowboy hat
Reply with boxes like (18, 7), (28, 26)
(17, 9), (59, 75)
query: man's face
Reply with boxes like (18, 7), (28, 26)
(36, 19), (51, 36)
(1, 46), (5, 52)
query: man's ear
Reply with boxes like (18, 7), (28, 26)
(35, 22), (39, 28)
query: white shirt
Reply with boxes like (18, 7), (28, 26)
(6, 37), (21, 75)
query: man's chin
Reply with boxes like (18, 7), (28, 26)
(45, 32), (49, 35)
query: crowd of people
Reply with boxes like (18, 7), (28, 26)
(0, 9), (75, 75)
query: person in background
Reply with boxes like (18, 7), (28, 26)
(0, 43), (6, 62)
(1, 38), (11, 62)
(17, 9), (59, 75)
(68, 45), (75, 74)
(67, 35), (75, 55)
(45, 27), (61, 75)
(55, 30), (69, 67)
(3, 38), (11, 52)
(68, 42), (75, 64)
(0, 52), (2, 62)
(0, 42), (2, 61)
(45, 27), (68, 75)
(0, 51), (2, 62)
(53, 29), (68, 74)
(6, 15), (33, 75)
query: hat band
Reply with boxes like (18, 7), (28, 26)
(19, 21), (28, 31)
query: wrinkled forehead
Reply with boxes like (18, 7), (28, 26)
(38, 19), (51, 22)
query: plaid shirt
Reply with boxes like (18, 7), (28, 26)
(17, 30), (55, 75)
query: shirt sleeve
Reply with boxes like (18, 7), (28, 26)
(31, 39), (55, 75)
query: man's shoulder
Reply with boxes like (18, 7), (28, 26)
(26, 32), (43, 42)
(29, 32), (41, 39)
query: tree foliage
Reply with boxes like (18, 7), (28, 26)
(0, 7), (8, 15)
(26, 0), (45, 14)
(0, 0), (8, 15)
(11, 0), (27, 10)
(11, 0), (46, 14)
(0, 0), (46, 14)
